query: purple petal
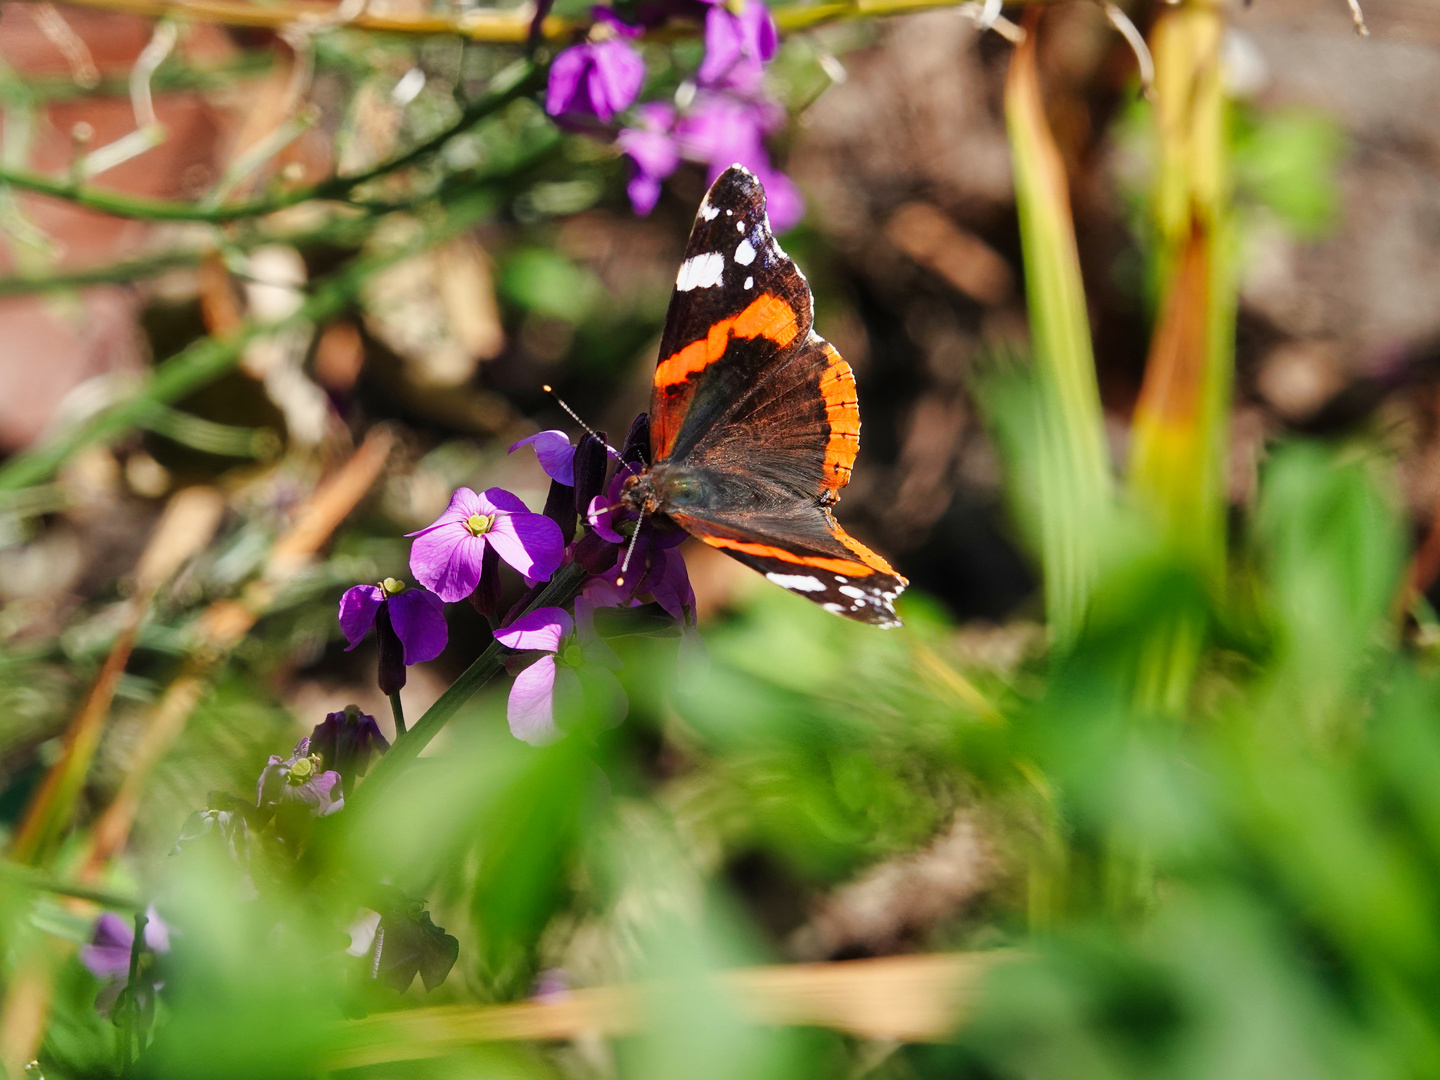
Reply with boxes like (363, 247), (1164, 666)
(338, 585), (384, 650)
(142, 906), (171, 953)
(586, 39), (645, 121)
(649, 547), (697, 623)
(509, 431), (577, 486)
(496, 606), (573, 652)
(478, 486), (533, 516)
(676, 94), (766, 170)
(405, 487), (487, 539)
(592, 6), (644, 37)
(409, 526), (486, 603)
(509, 655), (560, 745)
(628, 172), (663, 216)
(80, 914), (134, 979)
(488, 511), (565, 582)
(311, 771), (344, 816)
(387, 588), (449, 664)
(546, 45), (591, 116)
(618, 124), (680, 184)
(742, 0), (779, 63)
(698, 6), (744, 87)
(588, 495), (627, 544)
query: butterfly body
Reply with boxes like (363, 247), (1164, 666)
(630, 165), (908, 627)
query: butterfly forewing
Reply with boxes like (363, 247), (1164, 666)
(648, 165), (908, 627)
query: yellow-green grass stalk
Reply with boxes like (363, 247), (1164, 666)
(1005, 19), (1114, 648)
(1126, 2), (1236, 711)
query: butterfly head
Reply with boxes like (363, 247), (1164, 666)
(619, 464), (710, 518)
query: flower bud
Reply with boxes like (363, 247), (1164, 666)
(621, 413), (650, 469)
(572, 432), (609, 520)
(375, 603), (406, 696)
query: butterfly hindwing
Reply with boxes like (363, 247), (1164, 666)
(671, 510), (906, 629)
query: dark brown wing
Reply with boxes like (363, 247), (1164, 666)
(649, 165), (860, 500)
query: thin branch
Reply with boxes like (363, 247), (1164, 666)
(1101, 1), (1154, 101)
(31, 2), (100, 87)
(1345, 0), (1369, 36)
(0, 58), (539, 222)
(24, 0), (1060, 43)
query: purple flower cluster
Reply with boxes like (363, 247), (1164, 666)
(336, 414), (693, 746)
(544, 0), (802, 229)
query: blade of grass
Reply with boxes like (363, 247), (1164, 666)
(1125, 6), (1234, 712)
(1004, 12), (1113, 647)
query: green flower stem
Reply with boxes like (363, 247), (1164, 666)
(351, 560), (591, 813)
(0, 59), (540, 224)
(388, 691), (407, 738)
(0, 858), (143, 909)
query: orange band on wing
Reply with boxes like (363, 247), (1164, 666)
(831, 522), (905, 579)
(698, 535), (876, 577)
(653, 293), (800, 392)
(817, 343), (861, 492)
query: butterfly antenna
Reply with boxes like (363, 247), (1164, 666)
(542, 385), (626, 463)
(614, 508), (647, 588)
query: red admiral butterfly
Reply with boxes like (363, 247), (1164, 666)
(621, 165), (908, 628)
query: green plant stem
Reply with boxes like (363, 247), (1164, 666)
(0, 59), (540, 224)
(351, 561), (591, 813)
(388, 691), (407, 738)
(0, 859), (143, 909)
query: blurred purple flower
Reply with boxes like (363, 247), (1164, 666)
(82, 909), (169, 1017)
(495, 607), (573, 745)
(81, 910), (169, 981)
(409, 488), (564, 603)
(546, 20), (646, 124)
(618, 94), (803, 228)
(257, 737), (343, 821)
(697, 0), (778, 94)
(339, 580), (448, 664)
(617, 102), (681, 215)
(310, 705), (390, 790)
(509, 430), (577, 486)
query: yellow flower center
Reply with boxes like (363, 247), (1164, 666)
(465, 513), (497, 537)
(288, 755), (318, 784)
(381, 577), (406, 596)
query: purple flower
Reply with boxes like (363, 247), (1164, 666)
(697, 0), (778, 94)
(310, 705), (390, 792)
(81, 909), (169, 1018)
(618, 94), (804, 229)
(546, 23), (646, 124)
(81, 910), (170, 981)
(257, 737), (343, 847)
(408, 487), (565, 603)
(584, 534), (696, 623)
(340, 580), (448, 663)
(510, 430), (577, 486)
(618, 102), (681, 215)
(496, 607), (574, 745)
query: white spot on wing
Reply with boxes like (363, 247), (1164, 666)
(767, 573), (827, 592)
(735, 238), (757, 266)
(676, 252), (725, 291)
(700, 200), (720, 221)
(839, 585), (868, 599)
(736, 220), (746, 233)
(743, 276), (754, 290)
